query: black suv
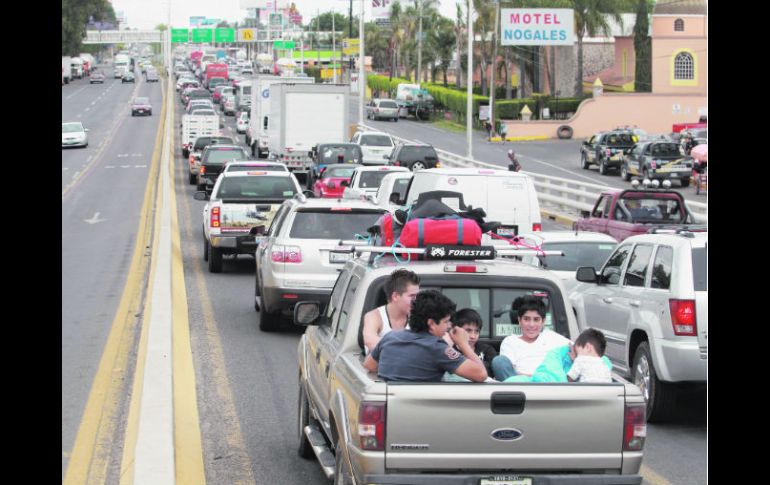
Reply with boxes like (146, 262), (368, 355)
(580, 130), (636, 175)
(188, 136), (234, 183)
(386, 143), (440, 171)
(621, 141), (693, 187)
(197, 145), (251, 192)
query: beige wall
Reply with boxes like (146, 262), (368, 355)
(502, 93), (707, 139)
(615, 37), (635, 79)
(653, 15), (707, 37)
(652, 38), (707, 94)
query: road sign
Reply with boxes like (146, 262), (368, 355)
(342, 38), (360, 56)
(171, 28), (189, 43)
(321, 68), (342, 79)
(269, 13), (283, 28)
(192, 28), (213, 43)
(215, 28), (235, 43)
(238, 28), (257, 42)
(273, 40), (295, 50)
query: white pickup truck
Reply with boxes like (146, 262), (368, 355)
(181, 114), (221, 159)
(294, 246), (646, 484)
(341, 166), (410, 201)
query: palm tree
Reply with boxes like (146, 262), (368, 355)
(389, 1), (405, 80)
(472, 0), (495, 96)
(432, 16), (457, 86)
(572, 0), (626, 96)
(454, 2), (465, 89)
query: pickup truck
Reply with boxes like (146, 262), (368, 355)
(574, 188), (705, 242)
(294, 247), (646, 484)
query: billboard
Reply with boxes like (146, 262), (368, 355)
(372, 0), (392, 20)
(501, 9), (575, 46)
(189, 16), (205, 27)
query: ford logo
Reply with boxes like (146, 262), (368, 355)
(491, 428), (523, 441)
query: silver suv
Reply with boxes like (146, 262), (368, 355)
(569, 230), (707, 421)
(254, 197), (387, 331)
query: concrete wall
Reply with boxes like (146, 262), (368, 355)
(582, 43), (615, 78)
(502, 92), (707, 139)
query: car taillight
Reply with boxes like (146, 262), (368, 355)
(271, 245), (302, 263)
(444, 264), (488, 273)
(623, 403), (646, 451)
(210, 207), (220, 228)
(669, 299), (697, 336)
(533, 223), (542, 232)
(189, 155), (195, 165)
(394, 161), (401, 166)
(358, 402), (386, 451)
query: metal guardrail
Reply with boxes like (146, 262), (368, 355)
(357, 123), (708, 223)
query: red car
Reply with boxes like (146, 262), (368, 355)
(313, 164), (361, 198)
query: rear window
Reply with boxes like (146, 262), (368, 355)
(358, 171), (393, 189)
(691, 246), (707, 291)
(378, 101), (398, 108)
(320, 146), (363, 164)
(650, 143), (682, 157)
(288, 210), (385, 240)
(618, 196), (685, 223)
(215, 176), (296, 200)
(204, 149), (249, 165)
(194, 137), (233, 150)
(192, 109), (216, 116)
(324, 166), (357, 178)
(225, 164), (287, 173)
(606, 134), (634, 146)
(539, 242), (617, 272)
(399, 146), (437, 159)
(359, 135), (393, 147)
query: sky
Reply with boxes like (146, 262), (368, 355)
(110, 0), (463, 31)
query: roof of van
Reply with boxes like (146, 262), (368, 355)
(415, 167), (528, 177)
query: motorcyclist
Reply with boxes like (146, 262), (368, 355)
(507, 150), (522, 172)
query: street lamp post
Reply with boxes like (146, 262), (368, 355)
(359, 0), (364, 126)
(417, 1), (423, 85)
(466, 1), (474, 159)
(489, 0), (499, 138)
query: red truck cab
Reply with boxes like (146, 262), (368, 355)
(205, 63), (228, 82)
(575, 188), (704, 241)
(190, 51), (203, 67)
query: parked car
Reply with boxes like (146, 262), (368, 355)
(621, 141), (694, 187)
(89, 72), (105, 84)
(131, 97), (152, 116)
(62, 122), (88, 148)
(365, 98), (400, 122)
(312, 163), (362, 198)
(350, 130), (395, 165)
(122, 71), (135, 83)
(580, 129), (636, 175)
(570, 230), (707, 421)
(386, 143), (440, 171)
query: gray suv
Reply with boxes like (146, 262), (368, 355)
(569, 230), (707, 421)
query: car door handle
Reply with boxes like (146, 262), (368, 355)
(630, 300), (641, 307)
(602, 297), (613, 304)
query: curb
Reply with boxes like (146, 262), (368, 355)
(490, 136), (550, 142)
(540, 209), (578, 227)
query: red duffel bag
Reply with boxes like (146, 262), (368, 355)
(400, 217), (482, 248)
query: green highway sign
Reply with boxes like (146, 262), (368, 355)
(273, 40), (295, 50)
(215, 28), (235, 43)
(192, 28), (213, 43)
(171, 28), (189, 43)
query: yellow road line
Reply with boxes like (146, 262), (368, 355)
(178, 124), (256, 485)
(62, 78), (163, 485)
(640, 463), (673, 485)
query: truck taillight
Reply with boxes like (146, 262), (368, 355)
(271, 245), (302, 263)
(532, 223), (542, 232)
(199, 166), (206, 175)
(210, 207), (220, 228)
(669, 299), (697, 336)
(623, 403), (646, 451)
(359, 402), (386, 451)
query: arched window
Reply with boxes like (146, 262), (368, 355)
(674, 52), (694, 80)
(674, 19), (684, 31)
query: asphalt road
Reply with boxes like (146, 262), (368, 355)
(61, 68), (162, 478)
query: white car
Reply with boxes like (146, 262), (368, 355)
(236, 111), (249, 134)
(515, 231), (618, 293)
(341, 165), (410, 200)
(62, 122), (88, 148)
(350, 130), (395, 165)
(371, 171), (414, 211)
(366, 98), (400, 122)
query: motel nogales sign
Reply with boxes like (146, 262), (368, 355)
(501, 9), (575, 46)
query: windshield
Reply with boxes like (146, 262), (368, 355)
(320, 146), (362, 164)
(289, 210), (385, 239)
(358, 171), (393, 189)
(205, 149), (248, 164)
(618, 196), (685, 223)
(606, 134), (634, 146)
(359, 135), (393, 147)
(62, 123), (84, 133)
(324, 167), (356, 178)
(540, 242), (617, 271)
(215, 176), (296, 199)
(378, 101), (398, 108)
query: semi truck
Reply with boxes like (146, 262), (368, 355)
(247, 75), (314, 159)
(267, 83), (349, 183)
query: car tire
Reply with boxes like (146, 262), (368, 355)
(410, 161), (426, 171)
(633, 341), (678, 422)
(580, 152), (589, 169)
(208, 246), (223, 273)
(621, 164), (631, 181)
(189, 172), (197, 185)
(259, 307), (281, 332)
(680, 177), (690, 188)
(334, 440), (353, 485)
(394, 117), (398, 123)
(297, 384), (315, 459)
(598, 159), (607, 175)
(556, 125), (573, 139)
(203, 237), (209, 261)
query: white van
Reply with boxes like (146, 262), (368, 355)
(399, 168), (542, 237)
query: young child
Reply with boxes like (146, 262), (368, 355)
(567, 328), (612, 383)
(453, 308), (497, 376)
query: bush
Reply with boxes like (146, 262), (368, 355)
(495, 99), (537, 119)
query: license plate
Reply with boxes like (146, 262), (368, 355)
(329, 252), (351, 264)
(497, 227), (516, 237)
(480, 477), (532, 485)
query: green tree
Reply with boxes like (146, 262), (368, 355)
(62, 0), (116, 55)
(365, 23), (390, 70)
(454, 2), (466, 89)
(572, 0), (626, 97)
(431, 16), (457, 86)
(633, 0), (652, 92)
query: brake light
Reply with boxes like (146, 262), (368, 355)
(623, 403), (646, 451)
(479, 170), (495, 174)
(200, 166), (206, 175)
(210, 207), (220, 228)
(189, 154), (195, 166)
(282, 294), (299, 299)
(669, 299), (697, 336)
(358, 402), (386, 451)
(271, 245), (302, 263)
(444, 264), (488, 273)
(330, 207), (352, 211)
(533, 223), (542, 232)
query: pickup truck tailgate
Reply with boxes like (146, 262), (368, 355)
(385, 383), (625, 471)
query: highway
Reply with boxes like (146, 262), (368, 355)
(62, 70), (706, 485)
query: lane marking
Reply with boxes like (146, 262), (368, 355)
(135, 165), (147, 168)
(84, 212), (106, 224)
(105, 166), (115, 169)
(640, 464), (673, 485)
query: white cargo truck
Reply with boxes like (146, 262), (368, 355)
(181, 114), (222, 158)
(247, 75), (314, 158)
(268, 83), (349, 183)
(71, 57), (84, 79)
(62, 56), (72, 84)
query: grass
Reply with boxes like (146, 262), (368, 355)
(432, 119), (472, 133)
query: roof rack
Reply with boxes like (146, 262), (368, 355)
(647, 227), (707, 237)
(333, 240), (564, 260)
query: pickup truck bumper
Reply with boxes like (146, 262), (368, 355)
(261, 286), (331, 314)
(656, 338), (707, 382)
(362, 474), (642, 484)
(210, 234), (258, 254)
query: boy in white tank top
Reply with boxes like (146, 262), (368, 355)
(363, 269), (420, 354)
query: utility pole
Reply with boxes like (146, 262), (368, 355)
(489, 0), (499, 136)
(349, 0), (354, 81)
(417, 0), (423, 86)
(466, 1), (474, 159)
(359, 0), (364, 126)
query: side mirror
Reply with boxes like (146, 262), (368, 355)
(575, 267), (598, 283)
(193, 191), (209, 201)
(294, 301), (322, 326)
(340, 180), (350, 187)
(389, 192), (402, 204)
(580, 210), (590, 218)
